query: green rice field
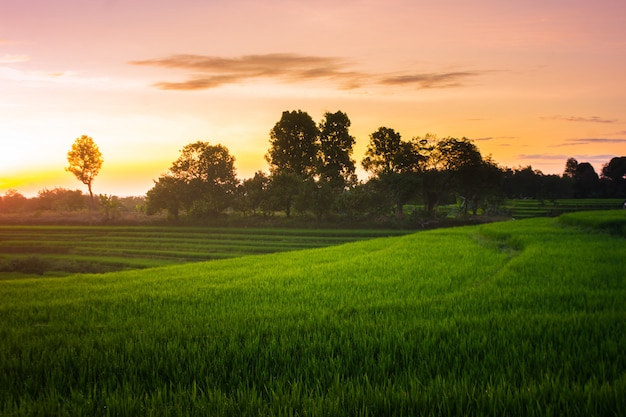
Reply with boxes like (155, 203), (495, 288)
(505, 198), (624, 219)
(1, 210), (625, 415)
(0, 227), (409, 278)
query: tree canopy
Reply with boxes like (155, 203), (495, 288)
(266, 110), (319, 179)
(66, 135), (103, 209)
(146, 141), (238, 218)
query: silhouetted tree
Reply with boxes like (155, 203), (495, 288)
(362, 127), (424, 219)
(266, 171), (301, 217)
(318, 111), (356, 186)
(66, 135), (103, 210)
(418, 136), (483, 214)
(146, 142), (238, 218)
(601, 156), (626, 197)
(146, 176), (183, 220)
(573, 162), (599, 198)
(266, 110), (319, 179)
(238, 171), (270, 215)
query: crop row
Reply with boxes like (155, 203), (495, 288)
(506, 198), (623, 218)
(0, 226), (409, 277)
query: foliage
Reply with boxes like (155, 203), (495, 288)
(266, 110), (319, 179)
(147, 142), (238, 218)
(37, 188), (86, 211)
(0, 190), (29, 213)
(0, 216), (624, 415)
(318, 111), (356, 186)
(65, 135), (103, 208)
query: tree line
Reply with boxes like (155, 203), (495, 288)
(2, 110), (625, 224)
(143, 109), (626, 222)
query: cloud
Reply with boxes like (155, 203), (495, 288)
(0, 54), (29, 64)
(131, 53), (486, 91)
(131, 53), (366, 90)
(518, 153), (616, 161)
(542, 115), (619, 124)
(565, 138), (626, 145)
(471, 136), (518, 142)
(379, 71), (482, 89)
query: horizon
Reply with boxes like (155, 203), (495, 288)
(2, 0), (625, 197)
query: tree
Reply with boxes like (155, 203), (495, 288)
(318, 111), (356, 186)
(66, 135), (103, 210)
(265, 171), (301, 217)
(361, 127), (404, 176)
(237, 171), (270, 215)
(410, 136), (484, 214)
(573, 162), (599, 198)
(37, 188), (85, 211)
(362, 127), (424, 219)
(146, 176), (183, 220)
(563, 157), (578, 178)
(601, 156), (626, 197)
(146, 142), (239, 218)
(172, 141), (238, 215)
(0, 189), (28, 213)
(266, 110), (319, 179)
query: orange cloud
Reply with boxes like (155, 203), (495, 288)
(131, 53), (487, 91)
(541, 115), (619, 124)
(0, 54), (29, 64)
(379, 71), (483, 89)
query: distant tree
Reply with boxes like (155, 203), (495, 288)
(563, 157), (578, 178)
(98, 194), (121, 222)
(601, 156), (626, 197)
(66, 135), (103, 210)
(238, 171), (270, 215)
(146, 142), (239, 218)
(362, 127), (425, 218)
(266, 110), (319, 179)
(37, 188), (86, 211)
(361, 127), (404, 176)
(417, 136), (483, 214)
(573, 162), (599, 198)
(266, 171), (301, 217)
(0, 189), (29, 213)
(318, 111), (356, 186)
(502, 166), (544, 199)
(146, 176), (183, 220)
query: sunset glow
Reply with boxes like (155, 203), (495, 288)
(1, 0), (625, 197)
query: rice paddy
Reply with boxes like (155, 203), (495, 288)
(0, 210), (624, 415)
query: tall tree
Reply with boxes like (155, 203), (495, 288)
(318, 111), (356, 186)
(266, 110), (319, 179)
(66, 135), (103, 210)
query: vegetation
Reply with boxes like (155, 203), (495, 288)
(0, 211), (624, 415)
(0, 226), (409, 278)
(65, 135), (104, 209)
(2, 111), (625, 227)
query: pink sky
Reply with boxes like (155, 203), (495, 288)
(1, 0), (625, 196)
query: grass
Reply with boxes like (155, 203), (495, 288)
(505, 198), (624, 219)
(0, 211), (625, 415)
(0, 226), (409, 278)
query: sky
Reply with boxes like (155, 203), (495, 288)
(1, 0), (625, 197)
